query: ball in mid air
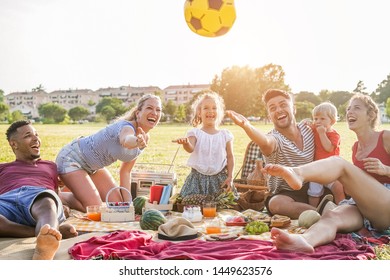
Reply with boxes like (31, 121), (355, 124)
(184, 0), (236, 38)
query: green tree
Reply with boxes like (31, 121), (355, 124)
(328, 91), (353, 109)
(68, 106), (90, 121)
(375, 74), (390, 104)
(295, 91), (321, 105)
(38, 103), (67, 123)
(0, 89), (4, 102)
(211, 65), (257, 115)
(174, 104), (187, 123)
(0, 102), (10, 121)
(318, 90), (331, 102)
(254, 63), (291, 118)
(32, 84), (45, 92)
(163, 100), (177, 121)
(100, 106), (116, 123)
(96, 97), (127, 117)
(386, 97), (390, 119)
(353, 80), (368, 94)
(338, 101), (349, 121)
(9, 110), (25, 123)
(294, 101), (315, 121)
(88, 100), (96, 106)
(211, 64), (290, 119)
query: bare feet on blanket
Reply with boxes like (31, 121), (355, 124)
(32, 224), (61, 260)
(59, 223), (78, 239)
(263, 164), (303, 190)
(271, 227), (314, 253)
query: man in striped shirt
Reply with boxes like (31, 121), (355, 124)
(227, 89), (331, 219)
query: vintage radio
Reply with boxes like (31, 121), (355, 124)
(130, 163), (177, 199)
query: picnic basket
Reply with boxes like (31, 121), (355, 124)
(232, 141), (269, 211)
(101, 186), (135, 222)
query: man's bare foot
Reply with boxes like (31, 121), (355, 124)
(263, 164), (303, 190)
(32, 224), (61, 260)
(59, 223), (78, 239)
(271, 227), (314, 253)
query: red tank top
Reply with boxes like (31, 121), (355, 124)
(352, 131), (390, 184)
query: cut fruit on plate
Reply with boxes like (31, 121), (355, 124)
(225, 216), (247, 226)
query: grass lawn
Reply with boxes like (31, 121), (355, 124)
(3, 121), (390, 260)
(1, 122), (389, 189)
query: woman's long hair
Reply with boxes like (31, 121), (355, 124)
(117, 94), (161, 122)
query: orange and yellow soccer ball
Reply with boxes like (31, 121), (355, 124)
(184, 0), (236, 38)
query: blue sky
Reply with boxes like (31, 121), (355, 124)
(1, 0), (390, 95)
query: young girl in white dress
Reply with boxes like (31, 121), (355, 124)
(173, 92), (237, 197)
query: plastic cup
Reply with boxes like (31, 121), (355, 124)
(86, 205), (101, 221)
(202, 201), (217, 218)
(205, 218), (221, 234)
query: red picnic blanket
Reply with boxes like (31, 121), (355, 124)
(69, 230), (375, 260)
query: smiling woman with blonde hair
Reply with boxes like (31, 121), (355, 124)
(56, 94), (162, 212)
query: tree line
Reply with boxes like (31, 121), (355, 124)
(1, 64), (390, 124)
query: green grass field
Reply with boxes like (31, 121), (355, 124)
(1, 122), (389, 188)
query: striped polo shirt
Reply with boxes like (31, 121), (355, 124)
(265, 121), (314, 194)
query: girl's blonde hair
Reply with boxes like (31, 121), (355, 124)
(190, 91), (225, 127)
(349, 93), (380, 129)
(118, 94), (161, 121)
(313, 102), (338, 123)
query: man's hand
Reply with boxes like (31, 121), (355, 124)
(226, 110), (249, 128)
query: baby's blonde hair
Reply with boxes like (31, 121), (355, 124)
(190, 91), (225, 127)
(313, 102), (338, 123)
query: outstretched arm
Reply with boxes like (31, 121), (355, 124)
(226, 110), (276, 156)
(120, 126), (148, 149)
(172, 136), (196, 153)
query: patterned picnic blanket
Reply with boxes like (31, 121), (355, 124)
(64, 209), (389, 260)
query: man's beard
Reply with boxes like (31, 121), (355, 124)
(31, 153), (40, 160)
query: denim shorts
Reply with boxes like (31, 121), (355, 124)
(339, 183), (390, 230)
(0, 186), (66, 227)
(56, 139), (96, 175)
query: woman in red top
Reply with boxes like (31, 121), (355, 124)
(349, 94), (390, 184)
(265, 93), (390, 253)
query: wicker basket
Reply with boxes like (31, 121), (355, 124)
(233, 178), (268, 192)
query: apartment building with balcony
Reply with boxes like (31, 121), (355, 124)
(94, 86), (162, 107)
(5, 90), (49, 119)
(163, 84), (211, 105)
(5, 84), (209, 119)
